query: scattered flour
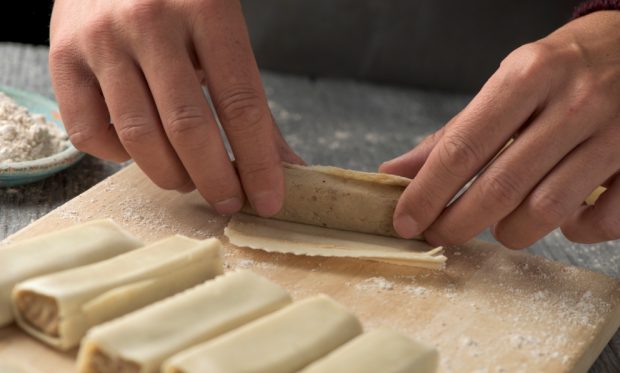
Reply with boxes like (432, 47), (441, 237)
(0, 92), (68, 163)
(404, 285), (428, 296)
(55, 177), (217, 239)
(237, 259), (255, 268)
(232, 257), (278, 271)
(355, 276), (395, 291)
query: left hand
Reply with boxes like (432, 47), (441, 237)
(380, 10), (620, 248)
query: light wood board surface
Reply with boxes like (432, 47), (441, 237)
(1, 164), (619, 373)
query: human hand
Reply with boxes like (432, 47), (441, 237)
(380, 11), (620, 248)
(49, 0), (303, 216)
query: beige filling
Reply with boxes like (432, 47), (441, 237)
(87, 346), (141, 373)
(14, 290), (60, 337)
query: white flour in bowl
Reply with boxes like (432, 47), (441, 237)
(0, 92), (69, 164)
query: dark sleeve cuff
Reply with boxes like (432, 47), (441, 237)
(573, 0), (620, 19)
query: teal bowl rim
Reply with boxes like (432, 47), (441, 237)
(0, 85), (84, 177)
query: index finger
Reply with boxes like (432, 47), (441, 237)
(191, 0), (284, 217)
(123, 16), (244, 214)
(393, 58), (545, 239)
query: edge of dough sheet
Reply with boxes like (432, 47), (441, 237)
(225, 214), (446, 270)
(284, 163), (411, 187)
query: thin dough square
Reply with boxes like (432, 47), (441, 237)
(225, 213), (446, 269)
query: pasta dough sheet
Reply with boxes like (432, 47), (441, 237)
(163, 295), (363, 373)
(12, 236), (223, 350)
(0, 219), (143, 327)
(242, 163), (411, 237)
(77, 270), (292, 373)
(301, 329), (438, 373)
(225, 214), (446, 270)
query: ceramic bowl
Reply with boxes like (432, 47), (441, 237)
(0, 85), (84, 187)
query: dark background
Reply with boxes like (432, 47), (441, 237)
(1, 1), (582, 92)
(0, 3), (53, 45)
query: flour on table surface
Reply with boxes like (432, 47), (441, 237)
(0, 92), (68, 163)
(55, 177), (217, 238)
(354, 276), (395, 291)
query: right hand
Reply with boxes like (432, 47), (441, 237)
(49, 0), (303, 216)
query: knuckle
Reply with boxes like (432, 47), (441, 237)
(500, 43), (554, 86)
(81, 16), (115, 45)
(566, 76), (609, 116)
(215, 86), (267, 133)
(164, 105), (209, 148)
(115, 113), (159, 146)
(528, 191), (569, 227)
(48, 40), (77, 71)
(48, 42), (88, 88)
(78, 17), (119, 65)
(437, 131), (481, 178)
(478, 171), (523, 209)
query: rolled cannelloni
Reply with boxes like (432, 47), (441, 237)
(300, 329), (439, 373)
(77, 270), (292, 373)
(0, 219), (142, 327)
(12, 235), (222, 350)
(163, 295), (363, 373)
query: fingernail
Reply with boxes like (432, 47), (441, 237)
(394, 214), (420, 239)
(214, 197), (243, 215)
(252, 190), (282, 217)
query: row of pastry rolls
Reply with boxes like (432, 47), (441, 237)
(2, 219), (438, 373)
(77, 273), (438, 373)
(12, 234), (222, 350)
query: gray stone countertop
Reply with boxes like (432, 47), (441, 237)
(0, 43), (618, 372)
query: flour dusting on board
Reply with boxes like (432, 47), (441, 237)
(355, 277), (395, 291)
(0, 92), (68, 163)
(55, 176), (216, 238)
(338, 254), (616, 373)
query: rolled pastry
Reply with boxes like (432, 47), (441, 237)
(77, 270), (292, 373)
(300, 329), (439, 373)
(242, 164), (410, 237)
(163, 294), (363, 373)
(12, 235), (222, 350)
(0, 219), (142, 327)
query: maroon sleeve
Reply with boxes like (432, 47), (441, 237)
(573, 0), (620, 19)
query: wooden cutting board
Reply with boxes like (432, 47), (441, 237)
(1, 164), (619, 373)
